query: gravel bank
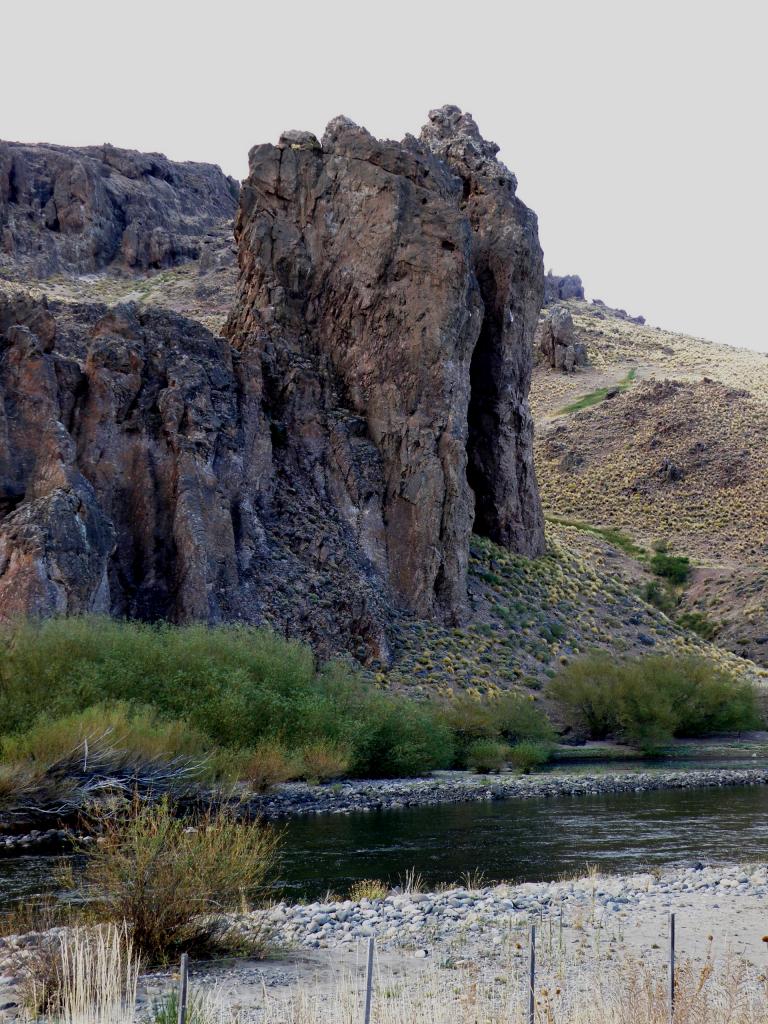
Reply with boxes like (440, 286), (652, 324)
(250, 766), (768, 819)
(250, 861), (768, 953)
(2, 860), (767, 1020)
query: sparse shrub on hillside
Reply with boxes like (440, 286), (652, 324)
(677, 611), (719, 640)
(642, 580), (678, 615)
(465, 739), (509, 773)
(547, 653), (760, 752)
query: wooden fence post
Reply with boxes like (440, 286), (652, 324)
(363, 936), (375, 1024)
(177, 952), (189, 1024)
(528, 923), (536, 1024)
(669, 912), (676, 1024)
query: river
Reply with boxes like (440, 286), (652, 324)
(2, 772), (767, 905)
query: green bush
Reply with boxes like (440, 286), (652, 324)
(508, 741), (552, 774)
(642, 580), (677, 615)
(651, 551), (691, 585)
(677, 611), (719, 640)
(348, 696), (454, 777)
(1, 703), (212, 769)
(0, 618), (456, 780)
(465, 739), (509, 773)
(547, 653), (760, 752)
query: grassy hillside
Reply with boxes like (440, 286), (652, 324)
(532, 300), (768, 669)
(381, 524), (765, 696)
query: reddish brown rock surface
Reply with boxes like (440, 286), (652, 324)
(0, 108), (544, 663)
(227, 105), (544, 629)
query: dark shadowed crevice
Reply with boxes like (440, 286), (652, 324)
(466, 270), (503, 542)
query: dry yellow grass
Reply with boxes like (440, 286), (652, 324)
(532, 301), (768, 671)
(206, 955), (768, 1024)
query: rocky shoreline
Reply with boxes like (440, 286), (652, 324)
(2, 766), (768, 856)
(249, 765), (768, 819)
(250, 860), (768, 952)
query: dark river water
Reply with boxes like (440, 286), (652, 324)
(2, 770), (768, 905)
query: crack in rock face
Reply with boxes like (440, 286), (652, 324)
(0, 108), (544, 665)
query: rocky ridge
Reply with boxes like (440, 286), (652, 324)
(0, 108), (545, 663)
(531, 299), (768, 670)
(0, 141), (238, 277)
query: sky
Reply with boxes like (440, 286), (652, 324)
(2, 1), (766, 351)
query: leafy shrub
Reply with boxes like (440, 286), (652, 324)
(0, 618), (453, 781)
(77, 798), (280, 962)
(442, 692), (553, 753)
(299, 740), (351, 782)
(547, 653), (760, 752)
(651, 551), (691, 585)
(677, 611), (719, 640)
(494, 693), (556, 744)
(347, 696), (454, 778)
(465, 739), (509, 773)
(508, 741), (552, 774)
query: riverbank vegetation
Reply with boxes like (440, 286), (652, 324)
(0, 620), (761, 810)
(547, 652), (760, 751)
(0, 618), (556, 796)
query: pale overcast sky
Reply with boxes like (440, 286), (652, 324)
(3, 1), (766, 351)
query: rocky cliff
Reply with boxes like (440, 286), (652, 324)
(0, 108), (544, 662)
(226, 106), (544, 629)
(0, 141), (238, 277)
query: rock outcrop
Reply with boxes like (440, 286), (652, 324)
(591, 299), (645, 324)
(0, 108), (545, 662)
(544, 273), (584, 304)
(0, 141), (238, 277)
(226, 105), (544, 628)
(536, 306), (587, 371)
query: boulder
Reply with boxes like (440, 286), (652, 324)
(544, 273), (584, 304)
(536, 305), (588, 371)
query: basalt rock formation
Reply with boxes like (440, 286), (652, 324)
(544, 273), (584, 304)
(0, 141), (238, 277)
(536, 305), (588, 371)
(226, 105), (544, 630)
(0, 108), (544, 663)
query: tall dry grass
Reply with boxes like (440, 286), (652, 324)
(251, 956), (768, 1024)
(24, 923), (138, 1023)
